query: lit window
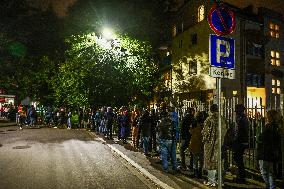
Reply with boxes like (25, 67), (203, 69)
(198, 5), (205, 22)
(277, 80), (281, 86)
(271, 51), (275, 57)
(271, 50), (280, 66)
(272, 79), (275, 86)
(172, 25), (177, 37)
(272, 79), (281, 94)
(270, 31), (275, 37)
(271, 59), (276, 65)
(270, 22), (280, 38)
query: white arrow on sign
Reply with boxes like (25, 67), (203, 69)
(209, 66), (235, 79)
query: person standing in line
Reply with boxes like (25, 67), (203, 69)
(189, 111), (207, 178)
(121, 109), (130, 144)
(67, 110), (72, 129)
(78, 108), (83, 129)
(139, 109), (152, 156)
(180, 108), (196, 170)
(202, 104), (226, 187)
(105, 107), (115, 140)
(94, 109), (102, 134)
(28, 105), (36, 127)
(131, 107), (140, 148)
(157, 102), (178, 174)
(116, 107), (123, 140)
(149, 108), (158, 153)
(257, 109), (281, 189)
(232, 104), (249, 183)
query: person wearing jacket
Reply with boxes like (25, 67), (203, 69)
(202, 104), (226, 187)
(257, 109), (281, 189)
(158, 102), (178, 174)
(149, 108), (158, 153)
(180, 108), (196, 170)
(232, 104), (249, 183)
(131, 107), (140, 148)
(139, 109), (152, 156)
(189, 111), (207, 178)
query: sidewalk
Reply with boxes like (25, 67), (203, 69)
(0, 118), (16, 127)
(93, 133), (273, 189)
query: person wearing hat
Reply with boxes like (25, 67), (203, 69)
(232, 104), (249, 183)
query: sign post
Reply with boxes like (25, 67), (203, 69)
(208, 4), (236, 189)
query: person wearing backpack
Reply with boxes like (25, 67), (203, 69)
(232, 104), (249, 183)
(157, 102), (177, 174)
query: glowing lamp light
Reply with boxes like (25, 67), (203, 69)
(102, 27), (115, 40)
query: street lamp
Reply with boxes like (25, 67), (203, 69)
(102, 27), (115, 40)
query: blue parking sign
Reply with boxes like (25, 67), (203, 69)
(210, 34), (235, 69)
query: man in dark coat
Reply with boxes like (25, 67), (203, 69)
(180, 108), (196, 170)
(257, 109), (281, 189)
(140, 109), (152, 156)
(158, 102), (178, 173)
(232, 104), (249, 183)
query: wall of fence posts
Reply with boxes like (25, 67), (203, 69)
(180, 97), (273, 171)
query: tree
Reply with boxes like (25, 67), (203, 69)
(172, 53), (214, 99)
(52, 32), (158, 108)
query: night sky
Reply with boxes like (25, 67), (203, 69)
(26, 0), (78, 17)
(24, 0), (284, 19)
(224, 0), (284, 14)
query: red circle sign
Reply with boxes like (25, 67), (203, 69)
(208, 5), (235, 36)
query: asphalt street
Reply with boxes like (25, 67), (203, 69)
(0, 126), (157, 189)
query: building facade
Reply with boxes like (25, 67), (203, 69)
(162, 0), (284, 110)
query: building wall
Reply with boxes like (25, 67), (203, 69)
(262, 9), (284, 109)
(171, 0), (243, 100)
(169, 1), (284, 107)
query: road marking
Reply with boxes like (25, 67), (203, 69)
(93, 134), (175, 189)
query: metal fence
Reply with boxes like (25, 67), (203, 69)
(179, 97), (283, 179)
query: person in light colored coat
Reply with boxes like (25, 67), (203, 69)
(202, 104), (226, 187)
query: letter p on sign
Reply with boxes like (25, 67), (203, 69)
(210, 34), (235, 69)
(216, 39), (230, 64)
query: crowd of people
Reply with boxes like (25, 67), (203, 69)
(14, 102), (283, 188)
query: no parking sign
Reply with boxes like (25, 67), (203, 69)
(208, 5), (235, 36)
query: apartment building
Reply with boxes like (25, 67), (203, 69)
(160, 0), (284, 109)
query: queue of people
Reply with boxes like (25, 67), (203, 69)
(14, 102), (283, 188)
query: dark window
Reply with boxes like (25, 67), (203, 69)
(191, 34), (197, 45)
(179, 40), (183, 48)
(189, 60), (197, 75)
(246, 42), (262, 57)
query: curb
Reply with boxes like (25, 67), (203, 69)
(90, 132), (210, 189)
(0, 123), (17, 127)
(91, 133), (175, 189)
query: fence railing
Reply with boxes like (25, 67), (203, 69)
(179, 97), (283, 178)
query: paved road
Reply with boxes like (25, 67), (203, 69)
(0, 126), (156, 189)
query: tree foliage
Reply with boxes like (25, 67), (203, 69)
(52, 33), (158, 108)
(172, 53), (213, 93)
